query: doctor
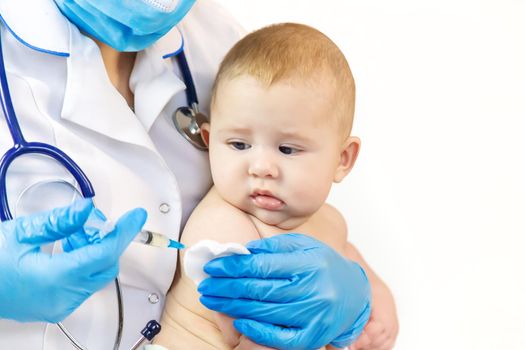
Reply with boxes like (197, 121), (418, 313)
(0, 0), (372, 349)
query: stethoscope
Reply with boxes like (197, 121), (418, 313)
(171, 42), (209, 150)
(0, 28), (205, 349)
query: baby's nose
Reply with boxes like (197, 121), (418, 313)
(248, 152), (279, 178)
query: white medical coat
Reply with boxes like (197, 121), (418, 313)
(0, 0), (243, 348)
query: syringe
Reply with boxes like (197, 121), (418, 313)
(87, 214), (185, 250)
(135, 230), (185, 249)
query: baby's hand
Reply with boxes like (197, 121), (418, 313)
(350, 281), (398, 350)
(349, 316), (395, 350)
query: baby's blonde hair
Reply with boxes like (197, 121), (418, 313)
(211, 23), (356, 138)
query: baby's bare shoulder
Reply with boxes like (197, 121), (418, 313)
(180, 187), (260, 246)
(303, 203), (348, 254)
(317, 203), (348, 234)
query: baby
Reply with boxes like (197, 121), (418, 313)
(155, 23), (398, 349)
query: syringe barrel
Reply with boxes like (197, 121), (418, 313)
(134, 230), (170, 248)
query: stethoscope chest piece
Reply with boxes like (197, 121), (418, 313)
(172, 104), (208, 150)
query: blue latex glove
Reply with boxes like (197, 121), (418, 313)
(198, 234), (371, 350)
(62, 206), (112, 251)
(0, 198), (146, 323)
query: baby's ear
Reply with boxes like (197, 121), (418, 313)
(334, 136), (360, 183)
(200, 122), (211, 147)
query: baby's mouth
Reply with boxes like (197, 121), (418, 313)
(250, 190), (284, 211)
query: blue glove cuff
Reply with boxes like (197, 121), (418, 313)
(330, 301), (372, 348)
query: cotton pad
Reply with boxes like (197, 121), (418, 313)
(183, 240), (250, 285)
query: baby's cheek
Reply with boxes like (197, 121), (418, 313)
(290, 177), (331, 213)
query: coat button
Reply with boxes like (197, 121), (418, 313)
(148, 293), (160, 304)
(159, 203), (170, 214)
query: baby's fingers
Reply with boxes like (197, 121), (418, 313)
(379, 337), (397, 350)
(369, 332), (389, 350)
(368, 320), (399, 350)
(366, 319), (386, 337)
(369, 328), (396, 350)
(350, 320), (385, 350)
(350, 330), (371, 350)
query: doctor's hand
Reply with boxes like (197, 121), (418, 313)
(0, 198), (146, 323)
(198, 234), (371, 350)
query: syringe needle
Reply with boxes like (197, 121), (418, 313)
(168, 239), (185, 249)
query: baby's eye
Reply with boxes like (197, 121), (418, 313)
(229, 141), (251, 150)
(279, 145), (300, 155)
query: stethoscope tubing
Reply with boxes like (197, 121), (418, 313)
(55, 276), (124, 350)
(0, 32), (95, 221)
(0, 142), (95, 221)
(0, 25), (188, 348)
(175, 50), (199, 106)
(0, 30), (120, 349)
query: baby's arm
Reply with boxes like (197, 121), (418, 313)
(156, 188), (271, 349)
(321, 205), (398, 350)
(345, 243), (398, 350)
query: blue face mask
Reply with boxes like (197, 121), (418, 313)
(54, 0), (196, 52)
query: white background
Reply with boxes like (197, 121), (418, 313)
(219, 1), (525, 349)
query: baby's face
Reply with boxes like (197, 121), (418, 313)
(206, 75), (352, 229)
